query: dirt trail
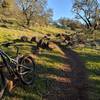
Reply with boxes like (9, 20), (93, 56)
(44, 46), (88, 100)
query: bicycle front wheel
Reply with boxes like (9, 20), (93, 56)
(19, 56), (35, 85)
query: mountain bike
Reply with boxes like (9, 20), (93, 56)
(0, 42), (35, 98)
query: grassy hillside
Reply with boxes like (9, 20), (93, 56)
(0, 27), (62, 42)
(0, 27), (65, 100)
(0, 27), (100, 100)
(1, 45), (65, 100)
(0, 26), (75, 42)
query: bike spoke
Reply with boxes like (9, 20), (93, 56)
(18, 56), (36, 85)
(20, 70), (33, 75)
(20, 65), (33, 70)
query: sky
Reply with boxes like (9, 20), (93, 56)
(47, 0), (74, 20)
(47, 0), (100, 21)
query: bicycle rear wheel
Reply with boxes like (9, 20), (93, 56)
(18, 56), (35, 85)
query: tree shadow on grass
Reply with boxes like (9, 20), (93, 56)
(79, 53), (100, 63)
(35, 63), (66, 77)
(76, 50), (100, 100)
(3, 46), (90, 100)
(78, 52), (100, 75)
(38, 53), (65, 64)
(3, 53), (69, 99)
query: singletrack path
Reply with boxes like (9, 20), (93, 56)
(44, 45), (88, 100)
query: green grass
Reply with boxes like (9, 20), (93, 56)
(0, 26), (67, 42)
(0, 34), (65, 99)
(74, 47), (100, 100)
(0, 26), (65, 99)
(0, 27), (100, 100)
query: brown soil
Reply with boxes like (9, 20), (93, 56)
(43, 46), (88, 100)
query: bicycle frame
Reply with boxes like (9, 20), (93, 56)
(0, 44), (35, 99)
(0, 49), (18, 99)
(0, 49), (17, 78)
(0, 49), (34, 79)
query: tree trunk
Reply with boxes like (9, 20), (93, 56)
(77, 13), (90, 29)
